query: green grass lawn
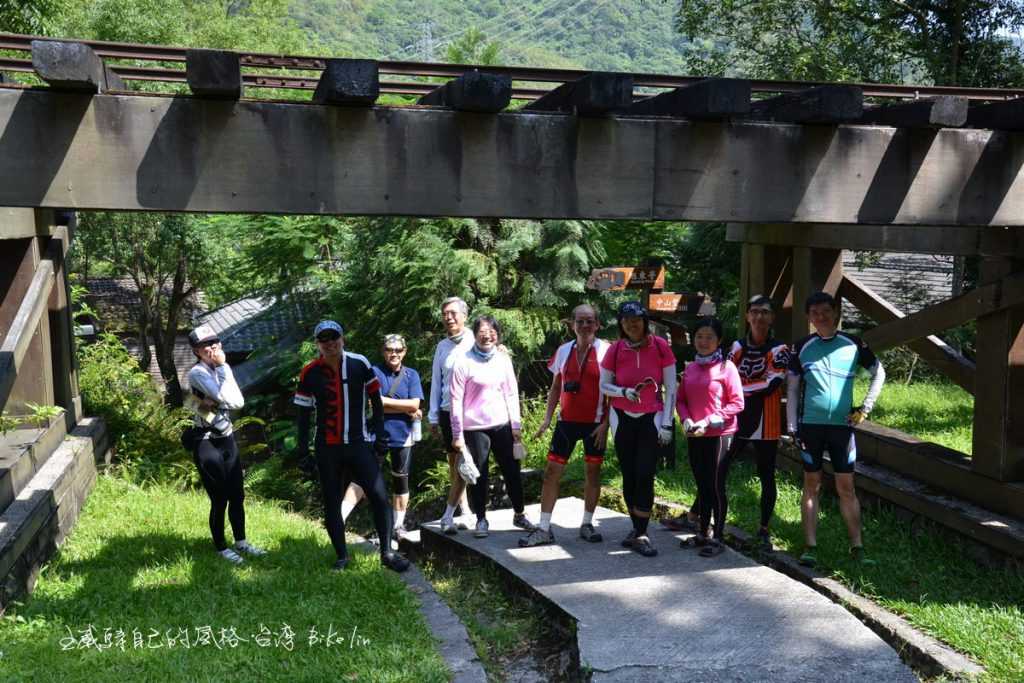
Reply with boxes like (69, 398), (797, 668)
(857, 378), (974, 454)
(0, 476), (447, 683)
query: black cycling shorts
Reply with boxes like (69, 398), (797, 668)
(547, 420), (606, 465)
(798, 424), (857, 474)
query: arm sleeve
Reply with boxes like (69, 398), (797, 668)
(214, 365), (245, 410)
(659, 363), (677, 427)
(188, 364), (244, 410)
(369, 390), (386, 441)
(505, 358), (522, 430)
(786, 373), (800, 433)
(448, 360), (466, 444)
(296, 405), (312, 457)
(862, 360), (886, 414)
(599, 367), (627, 399)
(428, 345), (443, 424)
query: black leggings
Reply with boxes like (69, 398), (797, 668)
(687, 435), (733, 540)
(317, 443), (392, 559)
(193, 435), (246, 551)
(463, 423), (524, 519)
(691, 439), (779, 530)
(613, 410), (659, 515)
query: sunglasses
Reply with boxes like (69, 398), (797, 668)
(316, 333), (341, 342)
(384, 347), (406, 354)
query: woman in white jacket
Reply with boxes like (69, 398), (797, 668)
(186, 325), (266, 565)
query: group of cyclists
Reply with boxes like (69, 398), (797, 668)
(183, 288), (884, 573)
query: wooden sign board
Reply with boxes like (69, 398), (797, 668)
(586, 265), (665, 291)
(649, 292), (687, 312)
(648, 291), (717, 316)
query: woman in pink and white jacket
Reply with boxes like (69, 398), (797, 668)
(449, 315), (537, 540)
(677, 318), (744, 557)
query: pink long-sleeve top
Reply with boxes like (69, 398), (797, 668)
(676, 358), (745, 437)
(448, 351), (521, 443)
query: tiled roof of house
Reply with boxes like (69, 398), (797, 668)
(841, 251), (954, 324)
(85, 277), (204, 334)
(195, 296), (305, 354)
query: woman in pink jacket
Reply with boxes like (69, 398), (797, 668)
(677, 318), (744, 557)
(449, 315), (536, 539)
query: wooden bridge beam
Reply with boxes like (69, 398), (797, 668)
(5, 89), (1024, 223)
(726, 223), (1024, 257)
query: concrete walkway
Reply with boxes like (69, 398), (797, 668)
(421, 497), (918, 682)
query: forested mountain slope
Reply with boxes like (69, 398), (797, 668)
(290, 0), (697, 73)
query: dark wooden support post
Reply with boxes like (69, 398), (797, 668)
(972, 257), (1024, 482)
(313, 59), (379, 106)
(624, 78), (750, 118)
(39, 208), (80, 428)
(186, 49), (242, 99)
(524, 72), (633, 116)
(791, 247), (842, 339)
(748, 85), (863, 124)
(31, 40), (123, 93)
(859, 96), (968, 128)
(417, 70), (511, 112)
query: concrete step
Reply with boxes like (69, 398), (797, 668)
(0, 418), (68, 513)
(0, 417), (107, 612)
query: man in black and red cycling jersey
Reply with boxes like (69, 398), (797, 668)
(294, 320), (409, 573)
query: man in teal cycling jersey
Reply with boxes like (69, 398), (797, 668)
(787, 292), (885, 567)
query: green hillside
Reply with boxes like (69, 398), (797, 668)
(291, 0), (698, 73)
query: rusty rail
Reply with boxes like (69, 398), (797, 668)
(3, 31), (1024, 101)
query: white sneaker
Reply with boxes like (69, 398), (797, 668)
(473, 518), (490, 538)
(220, 548), (244, 565)
(235, 540), (267, 557)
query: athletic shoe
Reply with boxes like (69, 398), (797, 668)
(473, 518), (490, 538)
(660, 515), (698, 532)
(799, 547), (817, 568)
(439, 518), (458, 535)
(680, 534), (709, 549)
(699, 539), (725, 557)
(332, 557), (349, 572)
(512, 513), (536, 532)
(620, 529), (638, 548)
(380, 551), (410, 573)
(234, 540), (267, 557)
(518, 527), (555, 547)
(579, 523), (603, 543)
(850, 546), (877, 566)
(756, 528), (773, 553)
(219, 548), (244, 565)
(633, 535), (658, 557)
(455, 520), (470, 531)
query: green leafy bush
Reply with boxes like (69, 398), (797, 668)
(78, 333), (194, 486)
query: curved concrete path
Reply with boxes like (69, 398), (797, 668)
(421, 497), (918, 682)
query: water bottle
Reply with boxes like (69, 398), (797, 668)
(411, 418), (422, 443)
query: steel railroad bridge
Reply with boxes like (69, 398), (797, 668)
(1, 34), (1023, 608)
